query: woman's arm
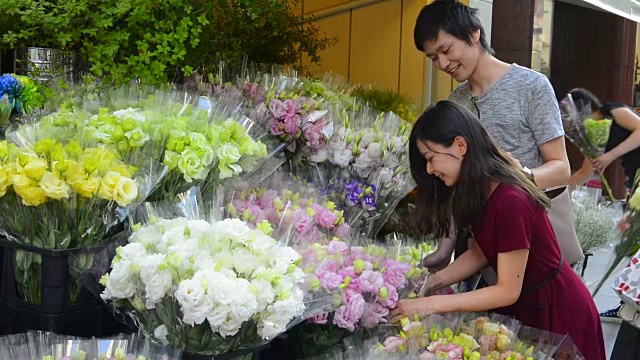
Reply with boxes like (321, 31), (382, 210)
(593, 107), (640, 172)
(419, 241), (488, 296)
(428, 248), (529, 312)
(391, 248), (529, 322)
(421, 235), (456, 271)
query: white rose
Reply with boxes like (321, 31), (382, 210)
(154, 325), (169, 346)
(39, 171), (70, 200)
(101, 261), (136, 300)
(144, 269), (173, 309)
(192, 253), (216, 271)
(129, 226), (158, 251)
(114, 176), (138, 207)
(161, 226), (186, 250)
(258, 296), (304, 339)
(175, 279), (213, 326)
(247, 234), (276, 254)
(168, 238), (200, 261)
(271, 247), (301, 274)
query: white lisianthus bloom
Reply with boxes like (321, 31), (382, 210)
(217, 218), (252, 244)
(175, 278), (213, 326)
(144, 269), (173, 309)
(119, 243), (148, 262)
(101, 261), (137, 300)
(250, 279), (276, 313)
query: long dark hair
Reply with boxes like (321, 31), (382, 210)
(409, 101), (550, 238)
(568, 88), (602, 113)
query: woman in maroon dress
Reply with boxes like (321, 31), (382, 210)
(389, 101), (605, 359)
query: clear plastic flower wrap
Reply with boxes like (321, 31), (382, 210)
(593, 177), (640, 294)
(239, 70), (334, 159)
(286, 234), (430, 359)
(0, 117), (166, 305)
(559, 93), (615, 200)
(0, 331), (183, 360)
(296, 72), (361, 113)
(198, 94), (287, 200)
(368, 313), (575, 359)
(570, 185), (622, 253)
(11, 84), (284, 203)
(222, 169), (351, 246)
(75, 187), (334, 357)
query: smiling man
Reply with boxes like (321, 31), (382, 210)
(413, 0), (581, 276)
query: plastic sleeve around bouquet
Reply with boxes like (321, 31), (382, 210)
(221, 169), (352, 247)
(0, 331), (183, 360)
(198, 96), (287, 200)
(0, 130), (166, 251)
(81, 187), (332, 357)
(239, 71), (335, 158)
(300, 235), (427, 334)
(559, 93), (615, 200)
(570, 186), (622, 287)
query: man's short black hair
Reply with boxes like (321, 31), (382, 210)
(414, 0), (492, 54)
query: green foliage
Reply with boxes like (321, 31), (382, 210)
(188, 0), (338, 74)
(81, 0), (211, 85)
(0, 0), (337, 86)
(352, 86), (419, 124)
(0, 0), (87, 50)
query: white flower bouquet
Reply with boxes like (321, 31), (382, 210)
(88, 189), (333, 356)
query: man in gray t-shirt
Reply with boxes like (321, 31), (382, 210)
(448, 64), (564, 169)
(413, 0), (572, 271)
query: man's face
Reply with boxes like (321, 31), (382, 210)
(422, 30), (481, 83)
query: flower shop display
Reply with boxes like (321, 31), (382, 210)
(0, 331), (182, 360)
(92, 191), (332, 357)
(0, 135), (164, 308)
(371, 314), (584, 360)
(224, 169), (351, 245)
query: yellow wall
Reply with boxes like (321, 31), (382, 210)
(297, 0), (467, 110)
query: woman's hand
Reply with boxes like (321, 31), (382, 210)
(591, 153), (615, 173)
(389, 297), (441, 324)
(619, 213), (631, 233)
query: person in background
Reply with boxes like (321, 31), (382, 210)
(390, 101), (605, 360)
(414, 0), (579, 279)
(568, 87), (640, 190)
(567, 87), (640, 319)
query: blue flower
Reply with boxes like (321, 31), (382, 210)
(0, 74), (22, 98)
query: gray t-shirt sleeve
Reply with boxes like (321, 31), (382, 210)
(524, 74), (565, 146)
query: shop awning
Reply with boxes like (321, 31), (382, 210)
(561, 0), (640, 23)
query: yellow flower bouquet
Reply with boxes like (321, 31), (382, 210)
(0, 137), (164, 305)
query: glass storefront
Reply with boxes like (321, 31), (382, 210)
(531, 0), (554, 77)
